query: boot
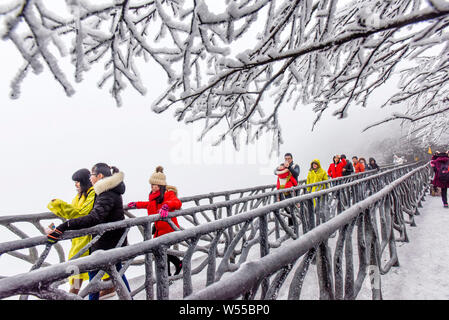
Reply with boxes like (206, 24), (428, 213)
(99, 286), (116, 300)
(167, 254), (182, 276)
(174, 260), (182, 275)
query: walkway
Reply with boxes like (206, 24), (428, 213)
(115, 193), (449, 300)
(380, 194), (449, 299)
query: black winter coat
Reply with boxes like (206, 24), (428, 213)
(342, 160), (354, 176)
(58, 172), (128, 252)
(367, 158), (380, 171)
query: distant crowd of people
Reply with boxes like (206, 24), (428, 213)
(274, 153), (380, 225)
(273, 150), (449, 211)
(274, 152), (380, 193)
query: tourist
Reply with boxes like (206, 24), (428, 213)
(127, 166), (183, 276)
(47, 163), (131, 300)
(430, 152), (449, 208)
(46, 168), (95, 294)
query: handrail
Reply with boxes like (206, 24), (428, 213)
(0, 163), (415, 255)
(186, 163), (430, 299)
(0, 162), (428, 300)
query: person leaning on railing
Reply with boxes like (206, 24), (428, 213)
(46, 168), (95, 294)
(46, 163), (131, 300)
(127, 166), (183, 276)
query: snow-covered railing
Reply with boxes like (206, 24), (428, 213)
(0, 162), (425, 300)
(187, 163), (430, 300)
(0, 164), (396, 271)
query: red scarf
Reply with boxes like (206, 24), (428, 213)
(149, 191), (161, 202)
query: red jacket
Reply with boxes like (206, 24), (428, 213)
(136, 188), (182, 237)
(276, 169), (298, 189)
(354, 161), (365, 173)
(327, 158), (347, 178)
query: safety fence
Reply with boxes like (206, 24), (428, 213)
(0, 162), (426, 299)
(0, 164), (396, 276)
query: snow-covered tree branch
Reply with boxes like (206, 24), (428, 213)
(1, 0), (449, 152)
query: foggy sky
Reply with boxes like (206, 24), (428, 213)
(0, 40), (405, 216)
(0, 0), (408, 216)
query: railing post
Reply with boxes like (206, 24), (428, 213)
(143, 222), (154, 300)
(153, 246), (169, 300)
(259, 213), (269, 298)
(206, 229), (224, 286)
(183, 237), (199, 298)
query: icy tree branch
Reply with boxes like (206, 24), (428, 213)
(1, 0), (449, 151)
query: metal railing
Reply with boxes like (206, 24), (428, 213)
(0, 162), (425, 299)
(187, 163), (430, 299)
(0, 164), (397, 270)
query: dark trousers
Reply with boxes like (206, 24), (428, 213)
(167, 254), (182, 276)
(88, 262), (131, 300)
(442, 187), (448, 205)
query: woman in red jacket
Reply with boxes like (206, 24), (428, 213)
(327, 155), (347, 178)
(127, 166), (183, 275)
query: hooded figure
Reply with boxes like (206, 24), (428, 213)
(306, 159), (329, 193)
(367, 157), (380, 170)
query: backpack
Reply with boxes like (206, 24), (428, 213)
(439, 162), (449, 182)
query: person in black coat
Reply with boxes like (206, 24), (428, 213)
(47, 163), (131, 300)
(367, 157), (380, 170)
(341, 154), (354, 176)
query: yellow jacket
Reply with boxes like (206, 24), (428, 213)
(306, 159), (329, 193)
(47, 187), (95, 283)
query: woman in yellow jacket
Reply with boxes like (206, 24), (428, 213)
(47, 168), (95, 294)
(306, 159), (329, 193)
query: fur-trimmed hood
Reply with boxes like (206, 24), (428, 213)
(166, 185), (178, 196)
(94, 172), (125, 195)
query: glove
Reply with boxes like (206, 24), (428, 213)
(47, 228), (64, 244)
(158, 204), (169, 218)
(127, 202), (137, 209)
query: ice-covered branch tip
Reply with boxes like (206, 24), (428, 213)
(363, 102), (449, 132)
(2, 0), (449, 151)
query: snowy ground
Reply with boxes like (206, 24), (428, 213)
(96, 193), (447, 300)
(11, 193), (447, 300)
(377, 194), (449, 300)
(120, 194), (449, 300)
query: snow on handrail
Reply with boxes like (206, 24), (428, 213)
(0, 162), (428, 300)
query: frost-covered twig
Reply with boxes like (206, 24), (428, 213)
(2, 0), (449, 152)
